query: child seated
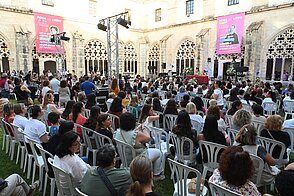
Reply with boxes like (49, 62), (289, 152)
(48, 112), (60, 137)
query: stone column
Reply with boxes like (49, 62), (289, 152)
(15, 28), (31, 73)
(72, 31), (85, 77)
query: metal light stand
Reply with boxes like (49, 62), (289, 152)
(52, 33), (65, 77)
(99, 11), (130, 83)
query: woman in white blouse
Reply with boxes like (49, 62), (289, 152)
(53, 131), (89, 194)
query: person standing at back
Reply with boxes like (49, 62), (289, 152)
(80, 76), (96, 97)
(50, 73), (60, 105)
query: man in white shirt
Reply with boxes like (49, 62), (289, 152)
(50, 74), (60, 105)
(212, 81), (224, 109)
(13, 103), (29, 130)
(23, 105), (48, 146)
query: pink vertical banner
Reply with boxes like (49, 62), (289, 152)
(34, 12), (64, 54)
(216, 12), (245, 54)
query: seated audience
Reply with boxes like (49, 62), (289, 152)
(209, 146), (260, 196)
(61, 100), (75, 120)
(260, 115), (290, 163)
(81, 144), (132, 196)
(85, 93), (98, 109)
(163, 99), (178, 115)
(114, 112), (164, 181)
(118, 91), (130, 107)
(139, 104), (159, 128)
(46, 121), (74, 156)
(72, 102), (87, 138)
(24, 105), (48, 146)
(48, 112), (60, 137)
(207, 105), (226, 133)
(186, 102), (204, 130)
(126, 155), (161, 196)
(83, 106), (101, 131)
(3, 103), (15, 136)
(227, 100), (242, 116)
(13, 103), (29, 130)
(97, 114), (113, 142)
(0, 174), (39, 196)
(53, 131), (89, 193)
(234, 124), (278, 184)
(59, 80), (71, 108)
(180, 94), (190, 109)
(275, 168), (294, 196)
(251, 104), (266, 123)
(232, 109), (252, 131)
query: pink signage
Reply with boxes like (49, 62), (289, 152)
(216, 13), (245, 54)
(34, 12), (64, 54)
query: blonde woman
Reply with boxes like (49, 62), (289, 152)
(42, 93), (63, 115)
(260, 115), (290, 164)
(186, 102), (204, 130)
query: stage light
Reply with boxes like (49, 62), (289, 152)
(97, 22), (107, 31)
(117, 17), (131, 29)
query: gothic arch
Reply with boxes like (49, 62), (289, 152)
(122, 42), (138, 75)
(0, 36), (10, 72)
(84, 39), (108, 75)
(147, 43), (160, 75)
(175, 39), (196, 75)
(264, 26), (294, 81)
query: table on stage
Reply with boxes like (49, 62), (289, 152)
(186, 75), (209, 84)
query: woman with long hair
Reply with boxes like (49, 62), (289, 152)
(59, 80), (71, 107)
(126, 155), (161, 196)
(53, 131), (89, 192)
(13, 77), (31, 103)
(85, 93), (97, 110)
(227, 100), (242, 116)
(42, 92), (63, 115)
(139, 104), (159, 128)
(97, 113), (113, 142)
(110, 78), (119, 95)
(83, 106), (101, 131)
(163, 99), (178, 115)
(109, 97), (126, 116)
(72, 101), (87, 138)
(61, 100), (75, 120)
(152, 97), (163, 112)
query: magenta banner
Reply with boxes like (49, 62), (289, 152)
(34, 12), (64, 54)
(216, 13), (245, 54)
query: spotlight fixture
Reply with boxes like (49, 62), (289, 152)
(117, 17), (131, 29)
(97, 21), (107, 31)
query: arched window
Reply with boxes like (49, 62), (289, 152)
(32, 43), (66, 74)
(266, 28), (294, 81)
(148, 44), (160, 75)
(123, 43), (138, 75)
(176, 40), (196, 75)
(0, 38), (10, 72)
(84, 40), (108, 75)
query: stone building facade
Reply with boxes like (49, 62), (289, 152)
(0, 0), (293, 82)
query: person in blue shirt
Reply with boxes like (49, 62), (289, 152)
(80, 76), (96, 97)
(48, 112), (60, 137)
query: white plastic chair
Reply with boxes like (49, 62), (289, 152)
(249, 154), (264, 187)
(163, 114), (177, 132)
(284, 100), (294, 120)
(169, 132), (196, 166)
(106, 101), (112, 112)
(242, 103), (252, 113)
(224, 115), (233, 128)
(108, 113), (120, 131)
(84, 109), (91, 118)
(2, 119), (17, 160)
(227, 128), (238, 146)
(198, 140), (227, 180)
(0, 117), (10, 153)
(73, 123), (87, 157)
(284, 128), (294, 151)
(81, 126), (98, 166)
(11, 123), (26, 168)
(36, 144), (55, 196)
(257, 136), (286, 168)
(262, 102), (277, 116)
(92, 131), (112, 148)
(191, 119), (203, 134)
(26, 137), (44, 190)
(168, 158), (208, 196)
(226, 101), (233, 111)
(75, 187), (88, 196)
(153, 111), (163, 128)
(48, 158), (78, 196)
(209, 182), (241, 196)
(114, 138), (136, 169)
(252, 119), (264, 136)
(202, 98), (210, 110)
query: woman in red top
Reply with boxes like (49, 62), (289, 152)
(72, 102), (87, 138)
(3, 103), (15, 136)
